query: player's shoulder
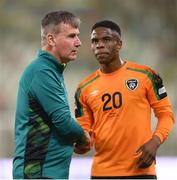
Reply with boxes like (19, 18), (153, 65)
(77, 70), (100, 90)
(126, 61), (162, 83)
(127, 61), (152, 71)
(126, 61), (158, 75)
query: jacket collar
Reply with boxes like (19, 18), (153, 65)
(37, 50), (66, 73)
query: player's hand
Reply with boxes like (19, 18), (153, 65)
(74, 143), (91, 154)
(74, 131), (91, 154)
(136, 136), (161, 168)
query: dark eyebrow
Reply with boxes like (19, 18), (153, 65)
(102, 36), (112, 39)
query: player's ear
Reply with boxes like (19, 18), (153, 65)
(46, 33), (56, 46)
(117, 40), (122, 51)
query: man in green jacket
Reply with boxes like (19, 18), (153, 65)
(13, 10), (90, 179)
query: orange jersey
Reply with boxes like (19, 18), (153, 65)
(75, 61), (174, 177)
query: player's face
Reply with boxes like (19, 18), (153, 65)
(91, 27), (122, 65)
(50, 23), (82, 63)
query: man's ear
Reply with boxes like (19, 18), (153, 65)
(46, 33), (56, 46)
(117, 40), (122, 50)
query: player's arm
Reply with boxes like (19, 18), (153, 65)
(136, 69), (174, 168)
(148, 69), (174, 143)
(74, 88), (94, 154)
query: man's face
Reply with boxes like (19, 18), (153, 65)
(91, 27), (122, 65)
(53, 23), (81, 63)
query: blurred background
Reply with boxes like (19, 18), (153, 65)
(0, 0), (177, 178)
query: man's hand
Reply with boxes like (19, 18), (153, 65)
(136, 136), (161, 168)
(74, 131), (91, 154)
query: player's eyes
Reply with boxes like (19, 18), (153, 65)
(103, 37), (112, 42)
(91, 39), (98, 44)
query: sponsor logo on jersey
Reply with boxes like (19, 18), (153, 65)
(90, 90), (99, 96)
(125, 79), (138, 91)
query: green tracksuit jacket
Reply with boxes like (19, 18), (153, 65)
(13, 50), (85, 179)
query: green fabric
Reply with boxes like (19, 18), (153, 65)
(13, 50), (85, 179)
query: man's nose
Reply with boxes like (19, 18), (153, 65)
(75, 36), (82, 47)
(96, 40), (104, 48)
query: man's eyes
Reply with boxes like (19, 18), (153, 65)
(68, 34), (76, 38)
(91, 37), (112, 44)
(103, 37), (111, 42)
(68, 33), (80, 38)
(91, 39), (98, 43)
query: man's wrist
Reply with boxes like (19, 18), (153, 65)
(76, 130), (90, 146)
(152, 135), (161, 148)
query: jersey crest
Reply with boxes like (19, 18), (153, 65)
(125, 79), (138, 91)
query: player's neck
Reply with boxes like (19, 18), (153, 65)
(100, 58), (125, 74)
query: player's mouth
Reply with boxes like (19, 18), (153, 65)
(71, 50), (78, 55)
(96, 52), (109, 57)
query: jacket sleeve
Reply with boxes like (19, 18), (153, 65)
(146, 68), (175, 143)
(30, 69), (86, 143)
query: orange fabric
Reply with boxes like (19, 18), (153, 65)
(75, 61), (174, 176)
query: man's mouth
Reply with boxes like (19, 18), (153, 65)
(96, 52), (109, 56)
(71, 50), (78, 54)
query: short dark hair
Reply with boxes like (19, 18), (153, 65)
(41, 10), (80, 46)
(41, 10), (80, 30)
(91, 20), (121, 37)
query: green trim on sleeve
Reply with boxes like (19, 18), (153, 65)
(75, 74), (100, 117)
(127, 67), (160, 100)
